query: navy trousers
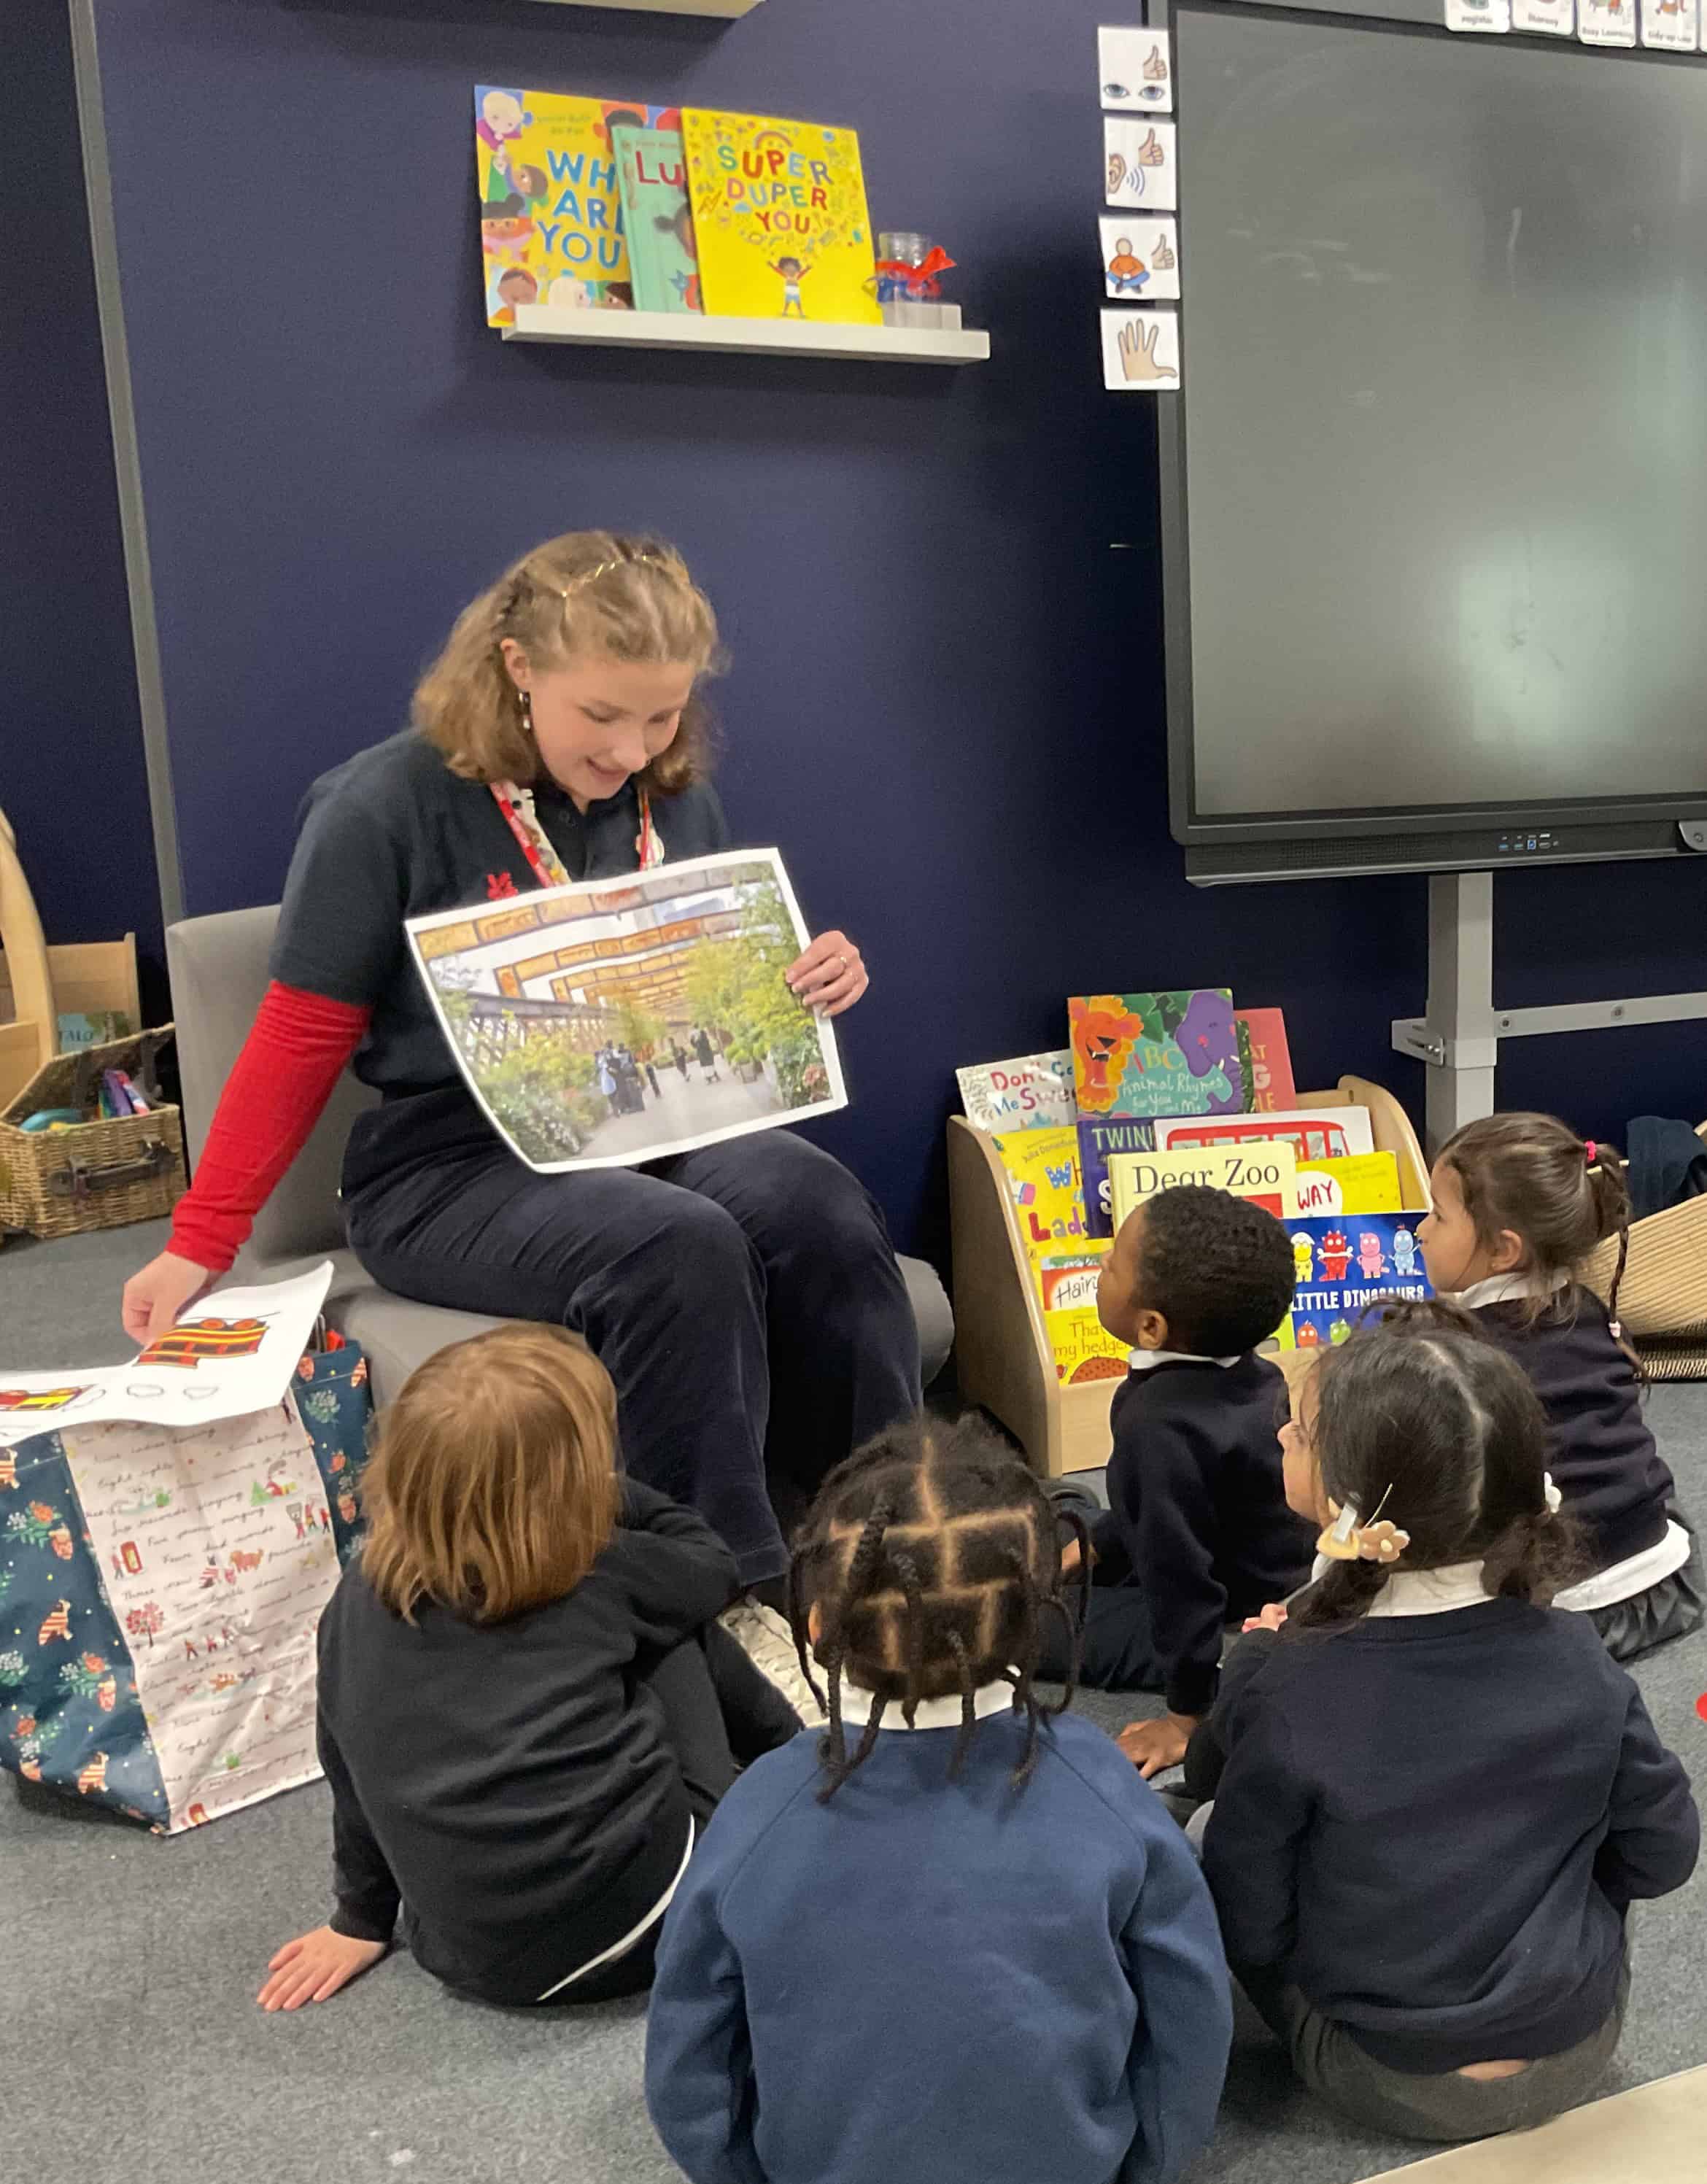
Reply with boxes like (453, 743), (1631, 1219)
(343, 1092), (921, 1587)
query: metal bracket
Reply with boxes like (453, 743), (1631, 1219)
(1392, 872), (1707, 1153)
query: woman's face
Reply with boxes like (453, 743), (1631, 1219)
(501, 643), (695, 810)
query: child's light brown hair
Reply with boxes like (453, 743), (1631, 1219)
(413, 529), (721, 792)
(361, 1324), (620, 1624)
(1436, 1112), (1632, 1337)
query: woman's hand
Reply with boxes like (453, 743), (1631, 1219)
(786, 931), (868, 1019)
(122, 1250), (214, 1344)
(258, 1926), (387, 2012)
(1118, 1711), (1199, 1780)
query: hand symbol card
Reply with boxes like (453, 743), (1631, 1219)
(1099, 27), (1172, 114)
(1101, 215), (1180, 303)
(1102, 307), (1180, 393)
(1105, 118), (1177, 212)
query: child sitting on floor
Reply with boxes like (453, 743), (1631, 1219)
(1041, 1185), (1312, 1778)
(644, 1414), (1233, 2184)
(258, 1324), (798, 2013)
(1420, 1112), (1703, 1658)
(1202, 1310), (1699, 2144)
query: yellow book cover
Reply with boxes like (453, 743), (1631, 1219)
(1107, 1142), (1299, 1231)
(1045, 1306), (1129, 1386)
(992, 1126), (1093, 1255)
(1295, 1151), (1409, 1219)
(476, 86), (674, 325)
(681, 108), (880, 323)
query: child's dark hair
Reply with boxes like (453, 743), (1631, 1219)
(1292, 1301), (1587, 1633)
(1135, 1186), (1296, 1355)
(1436, 1113), (1633, 1342)
(787, 1415), (1088, 1800)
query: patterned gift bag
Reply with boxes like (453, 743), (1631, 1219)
(0, 1342), (370, 1830)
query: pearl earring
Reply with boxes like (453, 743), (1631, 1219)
(518, 689), (534, 734)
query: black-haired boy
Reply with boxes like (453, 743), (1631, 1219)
(1044, 1186), (1314, 1778)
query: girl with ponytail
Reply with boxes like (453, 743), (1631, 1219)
(1201, 1312), (1699, 2144)
(1420, 1112), (1702, 1660)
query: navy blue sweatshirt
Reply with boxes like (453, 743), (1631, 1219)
(317, 1479), (738, 2004)
(1471, 1293), (1676, 1571)
(1203, 1600), (1698, 2072)
(1093, 1357), (1316, 1714)
(645, 1705), (1232, 2184)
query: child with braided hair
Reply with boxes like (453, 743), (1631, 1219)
(1201, 1309), (1698, 2142)
(1420, 1112), (1703, 1658)
(644, 1414), (1233, 2184)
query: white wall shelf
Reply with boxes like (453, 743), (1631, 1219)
(506, 303), (991, 365)
(525, 1), (762, 16)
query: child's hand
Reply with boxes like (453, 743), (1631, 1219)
(258, 1925), (387, 2011)
(1242, 1602), (1288, 1635)
(1118, 1711), (1198, 1779)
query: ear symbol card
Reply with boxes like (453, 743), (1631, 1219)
(1104, 117), (1177, 212)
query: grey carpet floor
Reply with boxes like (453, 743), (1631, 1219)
(3, 1223), (1704, 2184)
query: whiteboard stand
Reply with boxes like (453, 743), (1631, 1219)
(1391, 870), (1707, 1155)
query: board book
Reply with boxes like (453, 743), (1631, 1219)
(958, 1050), (1076, 1134)
(681, 108), (880, 324)
(1287, 1215), (1431, 1350)
(1069, 990), (1253, 1121)
(612, 124), (701, 314)
(1108, 1142), (1299, 1231)
(1077, 1113), (1155, 1239)
(476, 86), (679, 324)
(1295, 1150), (1408, 1218)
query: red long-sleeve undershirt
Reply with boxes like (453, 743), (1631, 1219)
(169, 981), (372, 1274)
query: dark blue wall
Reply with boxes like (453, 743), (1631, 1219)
(88, 0), (1706, 1256)
(1, 0), (158, 987)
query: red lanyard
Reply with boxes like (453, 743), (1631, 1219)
(490, 781), (661, 888)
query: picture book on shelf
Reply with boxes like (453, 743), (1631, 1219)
(1286, 1215), (1431, 1350)
(1046, 1305), (1129, 1385)
(681, 108), (880, 324)
(957, 1050), (1076, 1134)
(1109, 1142), (1300, 1231)
(1237, 1007), (1296, 1110)
(991, 1126), (1091, 1253)
(611, 124), (701, 314)
(476, 85), (679, 325)
(1077, 1114), (1156, 1239)
(1153, 1104), (1375, 1163)
(1069, 990), (1253, 1121)
(1037, 1250), (1107, 1315)
(1295, 1150), (1408, 1218)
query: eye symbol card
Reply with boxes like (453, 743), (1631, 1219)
(1099, 27), (1172, 113)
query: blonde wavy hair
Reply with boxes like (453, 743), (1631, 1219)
(360, 1323), (622, 1624)
(413, 530), (721, 792)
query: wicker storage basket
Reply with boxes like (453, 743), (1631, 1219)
(0, 1027), (185, 1240)
(1582, 1128), (1707, 1379)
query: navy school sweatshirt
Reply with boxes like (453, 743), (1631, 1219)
(645, 1705), (1233, 2184)
(1093, 1356), (1317, 1715)
(316, 1479), (739, 2004)
(1202, 1600), (1698, 2072)
(1470, 1293), (1676, 1571)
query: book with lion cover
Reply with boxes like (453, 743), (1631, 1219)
(681, 108), (880, 323)
(1069, 990), (1255, 1122)
(476, 86), (679, 325)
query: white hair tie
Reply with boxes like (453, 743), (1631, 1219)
(1544, 1474), (1563, 1515)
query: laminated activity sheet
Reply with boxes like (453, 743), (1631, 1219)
(65, 1401), (341, 1831)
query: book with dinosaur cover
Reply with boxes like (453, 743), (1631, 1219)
(476, 86), (679, 325)
(1286, 1215), (1431, 1350)
(611, 123), (701, 314)
(680, 108), (880, 324)
(1069, 989), (1253, 1122)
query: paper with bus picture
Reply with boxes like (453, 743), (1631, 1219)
(406, 850), (847, 1174)
(0, 1263), (333, 1449)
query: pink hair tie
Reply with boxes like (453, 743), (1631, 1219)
(1584, 1141), (1598, 1165)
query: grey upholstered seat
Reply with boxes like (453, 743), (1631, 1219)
(166, 906), (953, 1405)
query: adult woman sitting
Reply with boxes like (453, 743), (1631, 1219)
(123, 533), (921, 1598)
